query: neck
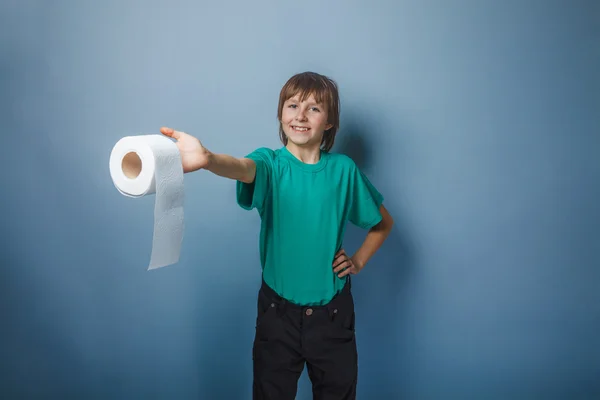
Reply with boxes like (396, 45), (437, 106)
(285, 142), (321, 164)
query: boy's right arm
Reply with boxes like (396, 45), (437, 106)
(160, 126), (256, 183)
(206, 153), (256, 184)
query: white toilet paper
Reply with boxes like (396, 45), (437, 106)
(109, 134), (184, 270)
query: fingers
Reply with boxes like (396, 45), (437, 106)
(333, 249), (352, 273)
(333, 260), (351, 273)
(332, 248), (359, 277)
(337, 267), (352, 278)
(332, 252), (347, 268)
(333, 248), (345, 263)
(160, 127), (182, 140)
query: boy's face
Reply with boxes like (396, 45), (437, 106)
(281, 93), (333, 149)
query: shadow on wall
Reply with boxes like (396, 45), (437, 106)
(333, 115), (373, 171)
(335, 111), (418, 399)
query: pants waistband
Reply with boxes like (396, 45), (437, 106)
(259, 276), (352, 316)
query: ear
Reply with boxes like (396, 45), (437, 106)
(325, 123), (333, 131)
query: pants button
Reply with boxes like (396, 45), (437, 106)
(305, 308), (313, 316)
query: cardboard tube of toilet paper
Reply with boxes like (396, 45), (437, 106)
(109, 134), (185, 270)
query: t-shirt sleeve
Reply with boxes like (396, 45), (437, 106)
(348, 166), (384, 229)
(236, 147), (274, 213)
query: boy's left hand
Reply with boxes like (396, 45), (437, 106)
(332, 249), (362, 278)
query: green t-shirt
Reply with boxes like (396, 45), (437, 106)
(236, 146), (384, 306)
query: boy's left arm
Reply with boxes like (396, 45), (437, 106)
(333, 204), (394, 277)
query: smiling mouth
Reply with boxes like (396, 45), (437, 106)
(291, 125), (310, 132)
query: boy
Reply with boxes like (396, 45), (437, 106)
(160, 71), (394, 400)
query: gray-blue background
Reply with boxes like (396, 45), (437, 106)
(1, 1), (598, 399)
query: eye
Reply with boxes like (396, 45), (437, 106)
(310, 107), (320, 112)
(288, 104), (297, 108)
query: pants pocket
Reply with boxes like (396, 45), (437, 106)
(255, 290), (275, 327)
(326, 295), (356, 341)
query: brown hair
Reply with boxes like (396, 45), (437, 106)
(277, 71), (340, 152)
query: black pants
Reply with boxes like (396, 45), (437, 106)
(252, 277), (358, 400)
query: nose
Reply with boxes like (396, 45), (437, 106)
(295, 108), (308, 121)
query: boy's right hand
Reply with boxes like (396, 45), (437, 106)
(160, 127), (211, 173)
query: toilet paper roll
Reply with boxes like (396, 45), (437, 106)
(109, 134), (184, 270)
